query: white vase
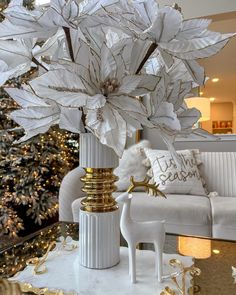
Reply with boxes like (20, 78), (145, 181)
(79, 133), (120, 269)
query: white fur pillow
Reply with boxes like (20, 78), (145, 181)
(144, 148), (207, 196)
(114, 140), (151, 191)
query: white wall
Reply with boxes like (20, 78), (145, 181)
(211, 102), (233, 121)
(157, 0), (236, 19)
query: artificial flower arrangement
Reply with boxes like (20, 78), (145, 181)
(0, 0), (234, 157)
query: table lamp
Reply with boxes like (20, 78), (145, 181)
(178, 236), (211, 259)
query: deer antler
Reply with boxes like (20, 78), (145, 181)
(127, 176), (166, 198)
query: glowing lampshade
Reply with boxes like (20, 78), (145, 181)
(185, 97), (210, 122)
(178, 237), (211, 259)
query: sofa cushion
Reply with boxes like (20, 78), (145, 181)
(210, 197), (236, 240)
(200, 152), (236, 198)
(114, 140), (151, 191)
(114, 192), (212, 237)
(144, 149), (206, 196)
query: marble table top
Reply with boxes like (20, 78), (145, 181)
(10, 241), (193, 295)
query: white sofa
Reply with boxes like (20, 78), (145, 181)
(59, 152), (236, 241)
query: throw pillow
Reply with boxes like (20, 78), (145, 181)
(144, 148), (207, 196)
(114, 140), (151, 191)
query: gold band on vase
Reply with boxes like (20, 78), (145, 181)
(80, 168), (118, 213)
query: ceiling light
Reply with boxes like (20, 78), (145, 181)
(209, 97), (215, 102)
(212, 78), (219, 83)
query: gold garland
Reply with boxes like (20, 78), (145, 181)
(0, 233), (78, 294)
(0, 279), (76, 295)
(0, 223), (79, 278)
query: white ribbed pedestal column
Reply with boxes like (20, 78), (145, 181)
(79, 209), (120, 269)
(79, 133), (120, 269)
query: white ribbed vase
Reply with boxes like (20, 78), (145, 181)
(79, 133), (119, 168)
(79, 210), (120, 269)
(79, 133), (120, 269)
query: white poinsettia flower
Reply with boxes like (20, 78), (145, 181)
(29, 68), (90, 107)
(33, 27), (87, 66)
(59, 106), (85, 134)
(0, 4), (56, 39)
(7, 88), (60, 142)
(166, 80), (193, 111)
(117, 1), (235, 59)
(6, 87), (84, 142)
(0, 0), (81, 39)
(0, 39), (35, 86)
(146, 72), (201, 135)
(149, 101), (181, 131)
(146, 54), (206, 86)
(165, 80), (201, 133)
(0, 0), (119, 40)
(1, 0), (234, 159)
(0, 60), (20, 86)
(83, 43), (159, 156)
(33, 29), (70, 63)
(80, 0), (119, 15)
(104, 1), (182, 41)
(177, 107), (201, 131)
(29, 39), (159, 156)
(146, 86), (181, 132)
(167, 58), (206, 87)
(107, 1), (235, 84)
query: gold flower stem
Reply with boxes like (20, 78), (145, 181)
(34, 241), (55, 275)
(161, 260), (201, 295)
(80, 168), (118, 213)
(171, 276), (183, 294)
(160, 286), (177, 295)
(26, 241), (56, 275)
(182, 275), (185, 295)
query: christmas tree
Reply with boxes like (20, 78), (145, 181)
(0, 75), (79, 238)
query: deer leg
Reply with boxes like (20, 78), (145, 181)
(154, 240), (163, 283)
(128, 243), (131, 276)
(128, 243), (136, 283)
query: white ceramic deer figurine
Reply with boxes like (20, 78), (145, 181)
(116, 177), (166, 284)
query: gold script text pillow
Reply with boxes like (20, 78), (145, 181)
(144, 149), (206, 196)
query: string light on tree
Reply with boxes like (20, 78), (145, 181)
(0, 42), (79, 238)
